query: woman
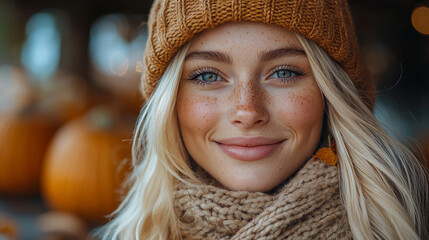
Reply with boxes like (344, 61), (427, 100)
(99, 0), (429, 239)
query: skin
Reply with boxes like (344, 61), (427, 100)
(176, 22), (325, 192)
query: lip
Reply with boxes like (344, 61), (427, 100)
(215, 137), (285, 161)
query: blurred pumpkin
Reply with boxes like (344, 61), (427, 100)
(42, 107), (133, 224)
(0, 108), (56, 196)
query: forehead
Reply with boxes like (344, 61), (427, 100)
(188, 22), (301, 53)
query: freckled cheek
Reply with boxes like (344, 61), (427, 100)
(177, 95), (221, 136)
(276, 90), (324, 129)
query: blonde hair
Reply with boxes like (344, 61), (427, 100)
(296, 35), (429, 239)
(97, 35), (428, 240)
(97, 43), (192, 240)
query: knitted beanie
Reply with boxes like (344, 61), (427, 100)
(141, 0), (375, 106)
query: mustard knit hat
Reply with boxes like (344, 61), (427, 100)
(141, 0), (375, 106)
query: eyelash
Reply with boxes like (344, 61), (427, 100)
(186, 65), (305, 86)
(186, 67), (223, 86)
(268, 65), (304, 83)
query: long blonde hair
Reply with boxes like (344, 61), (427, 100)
(296, 35), (428, 239)
(97, 35), (428, 240)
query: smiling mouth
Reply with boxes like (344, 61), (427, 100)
(215, 137), (285, 161)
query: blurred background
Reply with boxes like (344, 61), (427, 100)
(0, 0), (428, 239)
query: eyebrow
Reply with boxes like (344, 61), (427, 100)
(258, 47), (307, 62)
(184, 47), (306, 64)
(185, 50), (233, 64)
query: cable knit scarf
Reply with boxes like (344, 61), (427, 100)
(173, 159), (352, 239)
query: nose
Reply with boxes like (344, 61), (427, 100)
(229, 81), (269, 129)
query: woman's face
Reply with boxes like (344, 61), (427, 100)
(177, 22), (324, 192)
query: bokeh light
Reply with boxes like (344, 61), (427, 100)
(21, 12), (61, 81)
(89, 14), (147, 77)
(411, 6), (429, 35)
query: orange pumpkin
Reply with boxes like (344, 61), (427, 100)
(42, 108), (133, 224)
(0, 109), (56, 196)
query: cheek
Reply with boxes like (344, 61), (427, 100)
(177, 93), (219, 137)
(276, 86), (324, 129)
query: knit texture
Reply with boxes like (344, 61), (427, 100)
(173, 159), (352, 239)
(142, 0), (375, 106)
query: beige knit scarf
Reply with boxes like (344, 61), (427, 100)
(173, 159), (352, 239)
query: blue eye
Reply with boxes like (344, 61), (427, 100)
(271, 69), (294, 79)
(268, 66), (304, 83)
(197, 72), (219, 82)
(187, 68), (223, 85)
